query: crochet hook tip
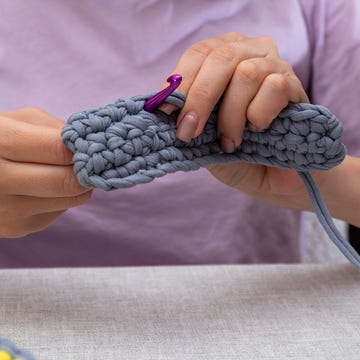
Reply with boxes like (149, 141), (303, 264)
(144, 74), (182, 112)
(167, 73), (182, 84)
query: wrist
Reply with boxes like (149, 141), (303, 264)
(313, 155), (360, 226)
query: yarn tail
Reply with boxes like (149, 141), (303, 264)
(298, 171), (360, 270)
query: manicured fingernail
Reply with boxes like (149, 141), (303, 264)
(220, 135), (236, 153)
(176, 112), (199, 142)
(158, 103), (177, 115)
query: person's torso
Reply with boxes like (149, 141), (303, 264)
(0, 0), (310, 267)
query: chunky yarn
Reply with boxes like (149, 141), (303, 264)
(62, 92), (360, 271)
(62, 92), (345, 190)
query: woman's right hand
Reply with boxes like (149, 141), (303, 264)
(0, 107), (92, 238)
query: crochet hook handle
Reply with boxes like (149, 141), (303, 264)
(143, 74), (182, 112)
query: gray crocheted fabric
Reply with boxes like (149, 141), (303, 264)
(62, 91), (360, 271)
(62, 92), (345, 190)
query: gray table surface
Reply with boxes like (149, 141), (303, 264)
(0, 264), (359, 360)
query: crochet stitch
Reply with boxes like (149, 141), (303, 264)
(62, 91), (360, 270)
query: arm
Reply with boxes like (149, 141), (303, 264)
(314, 156), (360, 227)
(208, 155), (360, 228)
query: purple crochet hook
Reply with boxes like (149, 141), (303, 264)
(143, 74), (182, 112)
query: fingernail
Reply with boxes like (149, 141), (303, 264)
(220, 135), (236, 153)
(158, 103), (177, 115)
(176, 112), (199, 142)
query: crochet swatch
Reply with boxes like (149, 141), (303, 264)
(62, 92), (345, 190)
(62, 92), (360, 270)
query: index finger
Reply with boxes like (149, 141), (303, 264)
(166, 36), (276, 142)
(1, 107), (65, 128)
(0, 118), (73, 165)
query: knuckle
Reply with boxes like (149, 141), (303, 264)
(22, 106), (46, 116)
(257, 35), (277, 49)
(225, 31), (243, 41)
(52, 138), (73, 164)
(191, 85), (213, 102)
(188, 41), (213, 58)
(247, 106), (272, 131)
(235, 60), (261, 83)
(266, 73), (289, 93)
(60, 168), (85, 195)
(280, 59), (293, 72)
(212, 44), (237, 63)
(254, 36), (279, 55)
(247, 111), (268, 130)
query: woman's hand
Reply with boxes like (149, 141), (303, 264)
(164, 32), (312, 211)
(166, 32), (308, 148)
(0, 108), (92, 238)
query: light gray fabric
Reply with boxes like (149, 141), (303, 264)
(301, 212), (348, 263)
(1, 264), (359, 359)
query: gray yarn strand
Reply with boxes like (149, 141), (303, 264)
(62, 91), (360, 271)
(298, 172), (360, 270)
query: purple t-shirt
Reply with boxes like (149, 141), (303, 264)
(0, 0), (359, 267)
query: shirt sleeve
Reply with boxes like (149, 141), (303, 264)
(299, 0), (360, 156)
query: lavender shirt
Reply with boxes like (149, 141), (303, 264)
(0, 0), (359, 267)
